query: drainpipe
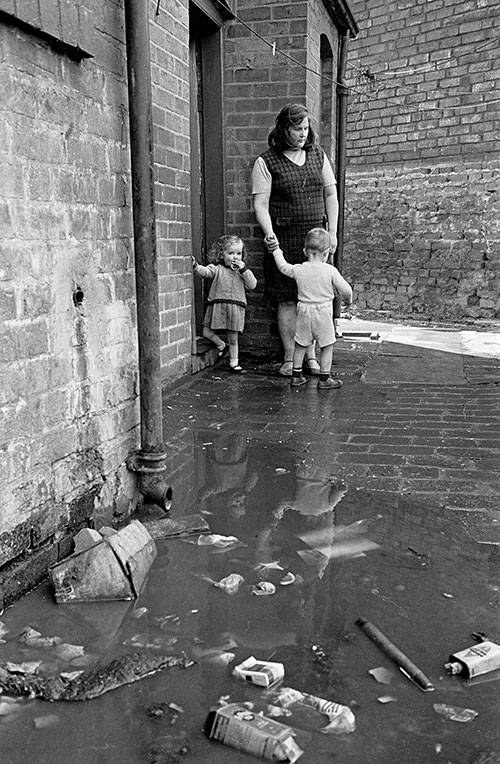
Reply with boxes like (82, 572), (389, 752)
(333, 33), (350, 319)
(123, 0), (172, 511)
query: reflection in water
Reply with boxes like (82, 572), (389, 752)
(1, 432), (500, 763)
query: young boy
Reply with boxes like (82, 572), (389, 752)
(272, 228), (353, 389)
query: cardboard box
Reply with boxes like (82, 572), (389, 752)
(49, 520), (157, 603)
(232, 656), (285, 688)
(205, 703), (303, 762)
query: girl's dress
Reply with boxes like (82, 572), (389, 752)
(193, 262), (257, 332)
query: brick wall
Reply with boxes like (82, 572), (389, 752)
(150, 3), (193, 381)
(223, 0), (342, 355)
(343, 0), (500, 321)
(0, 0), (185, 604)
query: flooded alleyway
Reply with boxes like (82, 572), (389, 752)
(1, 321), (500, 764)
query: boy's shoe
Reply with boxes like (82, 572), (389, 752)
(317, 377), (343, 390)
(290, 375), (307, 387)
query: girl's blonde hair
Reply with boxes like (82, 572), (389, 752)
(208, 234), (245, 264)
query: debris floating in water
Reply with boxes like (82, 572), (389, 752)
(356, 618), (435, 692)
(433, 703), (478, 722)
(368, 666), (394, 685)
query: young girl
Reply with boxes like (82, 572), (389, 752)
(192, 235), (257, 374)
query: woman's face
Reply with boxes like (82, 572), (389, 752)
(286, 117), (310, 149)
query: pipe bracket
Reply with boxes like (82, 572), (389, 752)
(126, 449), (168, 474)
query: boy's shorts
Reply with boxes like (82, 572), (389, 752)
(294, 301), (335, 348)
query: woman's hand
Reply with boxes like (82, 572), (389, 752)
(329, 232), (338, 253)
(264, 233), (279, 253)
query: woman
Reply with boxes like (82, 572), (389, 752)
(252, 103), (339, 377)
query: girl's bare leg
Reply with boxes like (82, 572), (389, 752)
(203, 326), (225, 351)
(227, 330), (239, 365)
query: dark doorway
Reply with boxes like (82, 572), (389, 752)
(189, 1), (226, 352)
(320, 34), (335, 161)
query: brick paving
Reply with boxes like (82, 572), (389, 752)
(163, 322), (500, 536)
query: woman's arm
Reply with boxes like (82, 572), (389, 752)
(253, 192), (274, 239)
(324, 184), (339, 252)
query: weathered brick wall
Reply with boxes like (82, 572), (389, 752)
(343, 0), (500, 321)
(223, 0), (341, 355)
(150, 3), (193, 381)
(0, 1), (133, 597)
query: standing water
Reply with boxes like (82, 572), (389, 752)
(0, 429), (499, 764)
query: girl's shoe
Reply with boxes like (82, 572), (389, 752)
(317, 377), (343, 390)
(278, 360), (293, 377)
(217, 344), (229, 360)
(305, 359), (320, 376)
(228, 365), (247, 374)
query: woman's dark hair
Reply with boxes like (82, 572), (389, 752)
(268, 103), (317, 151)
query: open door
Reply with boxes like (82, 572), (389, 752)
(189, 1), (226, 365)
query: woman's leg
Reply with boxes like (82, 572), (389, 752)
(277, 301), (296, 363)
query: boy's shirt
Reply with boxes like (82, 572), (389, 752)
(273, 249), (353, 304)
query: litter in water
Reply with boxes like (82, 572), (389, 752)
(233, 657), (285, 688)
(204, 702), (303, 762)
(445, 640), (500, 679)
(252, 582), (276, 596)
(433, 704), (478, 723)
(271, 687), (356, 734)
(356, 618), (435, 693)
(368, 667), (394, 685)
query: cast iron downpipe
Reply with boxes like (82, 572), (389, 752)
(124, 0), (172, 511)
(333, 33), (350, 319)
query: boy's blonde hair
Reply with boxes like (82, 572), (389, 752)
(304, 228), (331, 253)
(208, 234), (245, 264)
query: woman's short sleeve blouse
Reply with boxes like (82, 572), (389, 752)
(251, 152), (336, 195)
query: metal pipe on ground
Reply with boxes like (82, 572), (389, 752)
(356, 617), (435, 692)
(123, 0), (171, 511)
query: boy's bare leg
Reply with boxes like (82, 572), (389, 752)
(292, 342), (308, 372)
(319, 344), (334, 375)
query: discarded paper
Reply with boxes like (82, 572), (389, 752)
(213, 574), (244, 595)
(433, 703), (478, 722)
(368, 666), (394, 685)
(272, 687), (356, 734)
(252, 582), (276, 596)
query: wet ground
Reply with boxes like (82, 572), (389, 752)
(1, 318), (500, 764)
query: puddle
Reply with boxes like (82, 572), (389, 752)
(0, 432), (500, 763)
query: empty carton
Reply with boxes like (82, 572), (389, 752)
(232, 656), (285, 688)
(204, 703), (303, 762)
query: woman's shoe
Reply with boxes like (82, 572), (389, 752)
(305, 359), (320, 376)
(317, 377), (343, 390)
(278, 360), (293, 377)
